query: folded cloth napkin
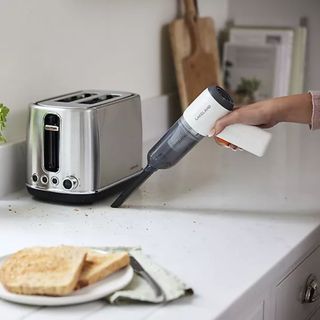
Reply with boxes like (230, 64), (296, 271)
(95, 247), (193, 304)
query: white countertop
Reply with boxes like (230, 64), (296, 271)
(1, 124), (320, 319)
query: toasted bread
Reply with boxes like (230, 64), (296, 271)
(77, 250), (129, 289)
(0, 246), (86, 296)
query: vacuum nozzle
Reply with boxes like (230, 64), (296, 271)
(111, 166), (156, 208)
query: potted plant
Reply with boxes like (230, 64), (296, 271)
(0, 103), (9, 144)
(234, 77), (261, 104)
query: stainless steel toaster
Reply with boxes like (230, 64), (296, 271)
(26, 90), (143, 203)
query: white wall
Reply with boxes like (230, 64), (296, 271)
(0, 0), (229, 141)
(228, 0), (320, 177)
(228, 0), (320, 91)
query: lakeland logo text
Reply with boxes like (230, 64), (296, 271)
(195, 105), (211, 121)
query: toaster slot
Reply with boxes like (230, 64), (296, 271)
(44, 114), (60, 172)
(57, 93), (96, 103)
(80, 94), (120, 105)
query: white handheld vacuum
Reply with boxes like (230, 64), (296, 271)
(111, 86), (271, 208)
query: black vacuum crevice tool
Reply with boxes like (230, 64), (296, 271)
(111, 166), (156, 208)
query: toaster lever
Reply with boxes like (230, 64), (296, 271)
(45, 124), (59, 132)
(44, 114), (60, 173)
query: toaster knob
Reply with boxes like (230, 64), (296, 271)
(63, 176), (78, 190)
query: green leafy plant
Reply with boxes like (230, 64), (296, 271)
(235, 77), (261, 104)
(0, 103), (9, 143)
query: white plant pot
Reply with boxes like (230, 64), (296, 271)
(0, 139), (26, 198)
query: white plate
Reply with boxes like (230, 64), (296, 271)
(0, 251), (134, 306)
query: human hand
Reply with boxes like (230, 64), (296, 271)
(209, 93), (312, 149)
(209, 99), (278, 150)
(213, 99), (279, 135)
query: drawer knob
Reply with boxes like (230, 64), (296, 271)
(302, 274), (320, 304)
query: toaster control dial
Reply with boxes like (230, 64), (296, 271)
(63, 176), (78, 190)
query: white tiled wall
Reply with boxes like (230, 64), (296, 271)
(0, 139), (26, 197)
(0, 0), (229, 197)
(0, 0), (229, 142)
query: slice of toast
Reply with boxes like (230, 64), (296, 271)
(0, 246), (86, 296)
(77, 250), (129, 289)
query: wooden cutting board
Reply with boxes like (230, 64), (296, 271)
(169, 0), (222, 111)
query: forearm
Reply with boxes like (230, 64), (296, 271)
(213, 91), (316, 136)
(273, 93), (312, 125)
(309, 91), (320, 130)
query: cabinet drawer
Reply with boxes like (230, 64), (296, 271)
(309, 307), (320, 320)
(247, 304), (264, 320)
(276, 246), (320, 320)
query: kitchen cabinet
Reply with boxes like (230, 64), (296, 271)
(309, 308), (320, 320)
(274, 246), (320, 320)
(247, 304), (264, 320)
(253, 245), (320, 320)
(221, 245), (320, 320)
